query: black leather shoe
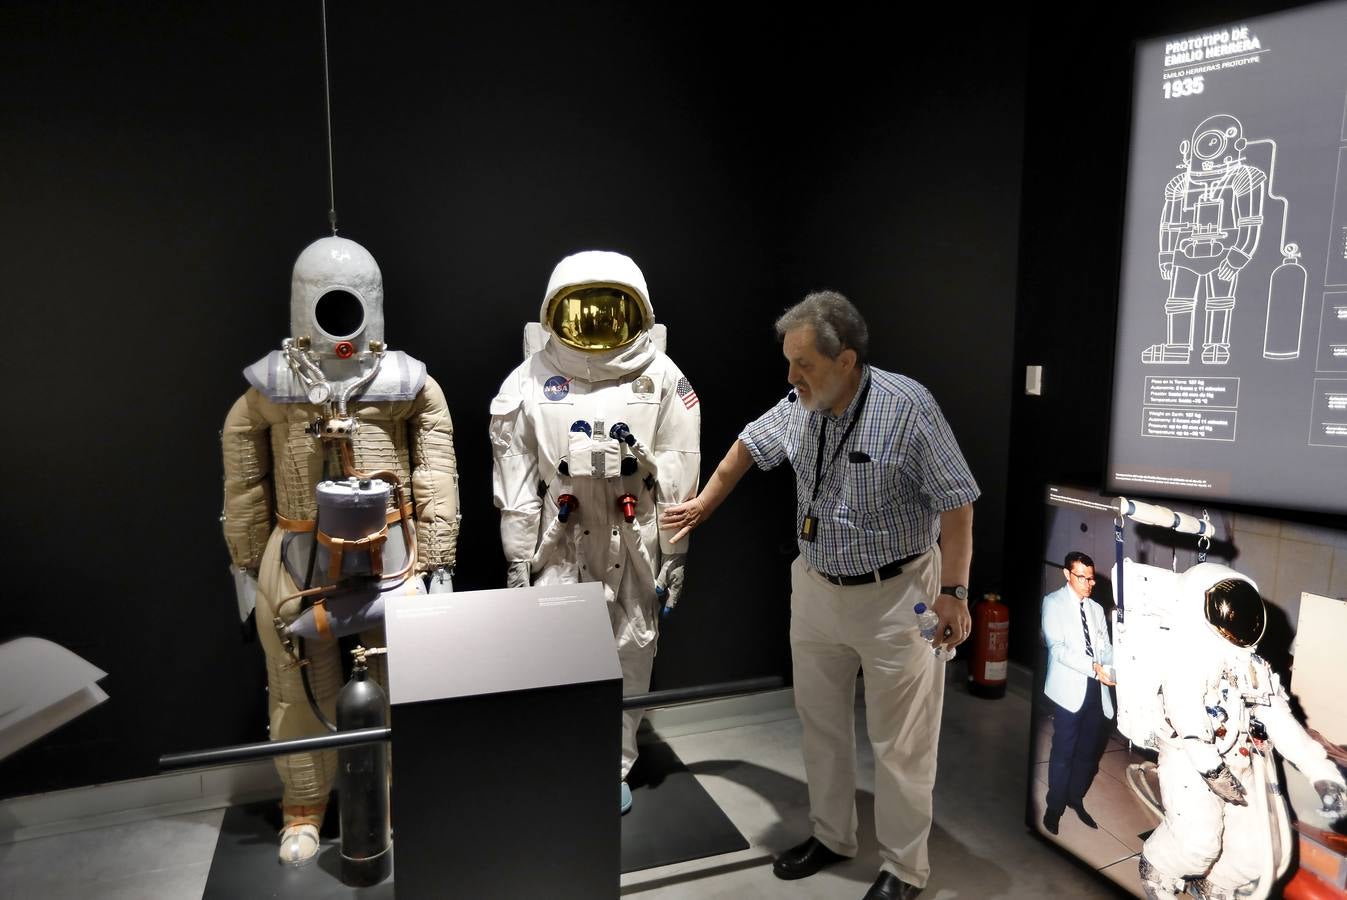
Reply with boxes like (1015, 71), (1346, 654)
(1070, 803), (1098, 829)
(1042, 808), (1061, 835)
(862, 871), (923, 899)
(772, 836), (849, 880)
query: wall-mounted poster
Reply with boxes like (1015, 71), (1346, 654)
(1107, 1), (1347, 515)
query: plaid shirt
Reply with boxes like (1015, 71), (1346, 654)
(739, 366), (980, 577)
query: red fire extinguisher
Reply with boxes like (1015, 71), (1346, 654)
(968, 591), (1009, 699)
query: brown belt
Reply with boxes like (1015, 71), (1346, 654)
(276, 503), (413, 533)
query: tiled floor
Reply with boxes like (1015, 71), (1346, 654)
(1027, 712), (1160, 897)
(0, 667), (1132, 899)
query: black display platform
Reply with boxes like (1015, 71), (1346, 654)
(620, 738), (749, 873)
(203, 741), (747, 898)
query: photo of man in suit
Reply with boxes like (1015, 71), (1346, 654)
(1040, 551), (1116, 835)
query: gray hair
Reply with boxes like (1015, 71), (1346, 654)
(774, 290), (869, 365)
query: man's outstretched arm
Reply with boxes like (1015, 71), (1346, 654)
(659, 439), (755, 544)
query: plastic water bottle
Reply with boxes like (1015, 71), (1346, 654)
(914, 602), (955, 661)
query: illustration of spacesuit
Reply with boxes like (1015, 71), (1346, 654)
(1144, 114), (1267, 365)
(489, 250), (700, 813)
(221, 236), (460, 864)
(1129, 563), (1346, 900)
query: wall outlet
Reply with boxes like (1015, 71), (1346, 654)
(1025, 365), (1043, 396)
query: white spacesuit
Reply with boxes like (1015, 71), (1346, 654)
(489, 251), (700, 809)
(222, 236), (460, 864)
(1125, 563), (1347, 900)
(1144, 114), (1266, 366)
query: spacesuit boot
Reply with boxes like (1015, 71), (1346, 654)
(1142, 342), (1193, 364)
(1138, 855), (1186, 899)
(1191, 877), (1239, 900)
(1200, 344), (1230, 364)
(1142, 303), (1195, 364)
(279, 807), (324, 865)
(1201, 303), (1233, 364)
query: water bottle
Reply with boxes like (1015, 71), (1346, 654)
(914, 602), (955, 661)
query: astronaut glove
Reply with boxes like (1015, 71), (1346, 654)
(426, 568), (454, 594)
(1313, 780), (1347, 820)
(1158, 252), (1176, 281)
(231, 565), (259, 623)
(657, 555), (687, 617)
(507, 561), (532, 590)
(1202, 762), (1248, 806)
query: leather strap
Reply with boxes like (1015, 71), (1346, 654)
(277, 504), (412, 533)
(312, 598), (332, 640)
(316, 527), (390, 581)
(282, 803), (327, 825)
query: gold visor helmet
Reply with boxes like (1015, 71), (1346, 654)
(546, 284), (646, 352)
(1203, 577), (1266, 648)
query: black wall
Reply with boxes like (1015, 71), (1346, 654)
(0, 2), (1026, 797)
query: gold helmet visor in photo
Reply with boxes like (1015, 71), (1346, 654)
(1204, 578), (1266, 648)
(546, 284), (646, 352)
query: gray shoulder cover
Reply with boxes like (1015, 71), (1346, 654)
(244, 350), (428, 403)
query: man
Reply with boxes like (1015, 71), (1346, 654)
(660, 290), (978, 900)
(1040, 551), (1115, 836)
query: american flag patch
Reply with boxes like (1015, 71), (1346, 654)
(676, 376), (699, 409)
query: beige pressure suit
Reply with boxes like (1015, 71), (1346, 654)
(221, 236), (459, 853)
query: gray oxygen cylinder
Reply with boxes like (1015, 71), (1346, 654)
(1264, 246), (1307, 359)
(336, 655), (391, 886)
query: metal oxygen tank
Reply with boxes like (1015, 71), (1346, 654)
(1264, 243), (1307, 360)
(336, 646), (391, 886)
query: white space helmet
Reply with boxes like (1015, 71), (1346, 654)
(289, 236), (385, 358)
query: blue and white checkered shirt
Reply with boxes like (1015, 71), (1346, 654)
(738, 366), (980, 577)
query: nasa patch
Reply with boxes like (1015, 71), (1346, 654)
(543, 375), (572, 401)
(631, 375), (655, 397)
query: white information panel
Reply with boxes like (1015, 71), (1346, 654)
(1108, 1), (1347, 513)
(385, 582), (619, 706)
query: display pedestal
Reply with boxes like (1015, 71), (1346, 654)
(202, 735), (749, 898)
(385, 583), (622, 900)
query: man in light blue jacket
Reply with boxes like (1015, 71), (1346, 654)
(1041, 551), (1116, 835)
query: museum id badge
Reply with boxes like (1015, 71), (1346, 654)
(800, 513), (819, 543)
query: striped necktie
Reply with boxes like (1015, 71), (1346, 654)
(1079, 601), (1095, 659)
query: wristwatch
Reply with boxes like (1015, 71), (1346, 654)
(940, 585), (968, 602)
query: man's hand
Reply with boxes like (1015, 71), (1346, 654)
(931, 591), (971, 652)
(1093, 662), (1116, 687)
(659, 497), (707, 545)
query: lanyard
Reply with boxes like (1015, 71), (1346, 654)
(810, 380), (871, 504)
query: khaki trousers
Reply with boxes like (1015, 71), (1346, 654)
(789, 548), (944, 888)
